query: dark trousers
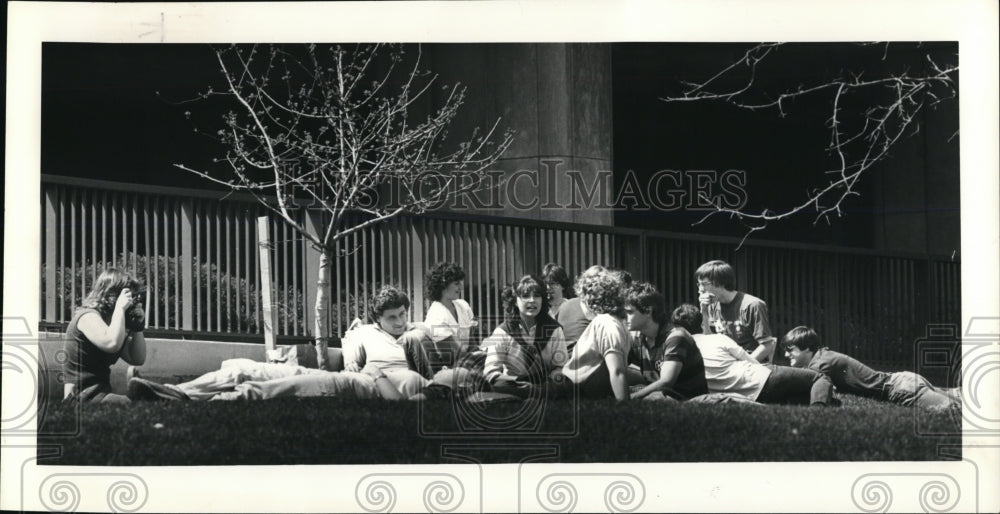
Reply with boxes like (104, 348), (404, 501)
(757, 365), (833, 406)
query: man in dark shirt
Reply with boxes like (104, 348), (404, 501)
(782, 326), (961, 410)
(625, 282), (708, 400)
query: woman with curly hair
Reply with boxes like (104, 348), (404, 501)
(481, 275), (568, 398)
(560, 265), (631, 400)
(423, 262), (477, 371)
(541, 262), (574, 318)
(63, 268), (147, 403)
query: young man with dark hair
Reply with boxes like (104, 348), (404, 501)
(696, 260), (776, 363)
(672, 304), (835, 406)
(128, 285), (438, 401)
(625, 283), (708, 401)
(783, 326), (961, 410)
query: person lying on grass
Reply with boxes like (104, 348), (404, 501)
(672, 304), (837, 406)
(64, 268), (148, 404)
(782, 326), (961, 410)
(560, 265), (632, 401)
(481, 275), (569, 399)
(625, 282), (708, 401)
(127, 285), (468, 401)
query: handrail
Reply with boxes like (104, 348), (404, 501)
(42, 173), (960, 262)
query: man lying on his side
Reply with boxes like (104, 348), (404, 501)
(127, 285), (472, 401)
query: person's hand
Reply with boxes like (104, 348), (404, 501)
(115, 288), (135, 312)
(361, 363), (386, 380)
(698, 291), (716, 306)
(345, 361), (361, 373)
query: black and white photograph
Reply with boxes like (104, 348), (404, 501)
(4, 1), (998, 513)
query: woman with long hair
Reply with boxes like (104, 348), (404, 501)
(481, 275), (568, 398)
(560, 265), (631, 400)
(63, 268), (147, 403)
(423, 262), (477, 371)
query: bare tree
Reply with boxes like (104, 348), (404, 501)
(661, 42), (958, 247)
(175, 44), (513, 369)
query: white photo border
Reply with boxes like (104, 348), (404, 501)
(4, 1), (998, 512)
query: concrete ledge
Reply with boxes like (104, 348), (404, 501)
(39, 338), (343, 399)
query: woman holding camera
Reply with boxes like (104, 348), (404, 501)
(63, 269), (147, 403)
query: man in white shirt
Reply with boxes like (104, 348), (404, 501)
(672, 304), (835, 406)
(127, 286), (439, 401)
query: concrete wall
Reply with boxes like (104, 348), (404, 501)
(872, 89), (961, 256)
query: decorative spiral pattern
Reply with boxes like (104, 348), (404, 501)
(357, 480), (397, 513)
(852, 479), (892, 513)
(1, 350), (39, 425)
(604, 480), (644, 513)
(40, 479), (81, 512)
(959, 349), (1000, 429)
(422, 480), (462, 513)
(919, 480), (958, 513)
(107, 479), (148, 513)
(537, 479), (577, 513)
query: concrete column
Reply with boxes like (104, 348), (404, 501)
(431, 43), (615, 227)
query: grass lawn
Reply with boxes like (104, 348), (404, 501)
(36, 394), (962, 465)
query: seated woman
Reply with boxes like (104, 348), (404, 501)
(423, 262), (477, 371)
(541, 262), (574, 318)
(63, 269), (148, 403)
(560, 265), (631, 401)
(481, 275), (569, 399)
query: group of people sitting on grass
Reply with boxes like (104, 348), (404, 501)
(64, 260), (961, 411)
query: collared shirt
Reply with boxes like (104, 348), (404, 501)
(424, 299), (476, 344)
(342, 323), (421, 372)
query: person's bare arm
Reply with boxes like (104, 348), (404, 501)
(77, 289), (134, 353)
(630, 361), (682, 400)
(749, 339), (775, 362)
(361, 363), (404, 400)
(605, 351), (630, 401)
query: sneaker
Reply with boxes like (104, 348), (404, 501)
(127, 377), (190, 401)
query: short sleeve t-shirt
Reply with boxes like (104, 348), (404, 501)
(704, 292), (774, 357)
(807, 348), (891, 398)
(635, 326), (709, 400)
(555, 298), (592, 349)
(561, 314), (629, 384)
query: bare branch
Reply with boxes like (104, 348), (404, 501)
(661, 43), (958, 244)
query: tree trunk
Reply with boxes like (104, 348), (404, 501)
(314, 248), (331, 370)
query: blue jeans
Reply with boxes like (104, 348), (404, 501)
(885, 371), (960, 410)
